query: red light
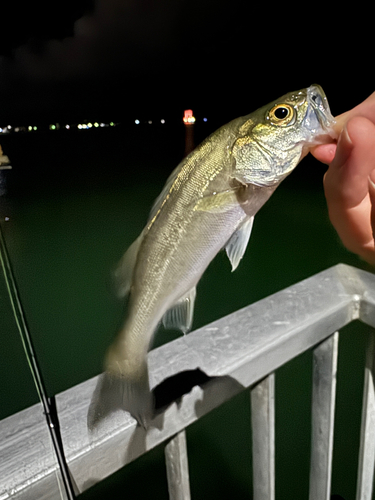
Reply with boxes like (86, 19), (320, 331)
(183, 109), (196, 125)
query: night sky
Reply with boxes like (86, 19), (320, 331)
(0, 1), (373, 124)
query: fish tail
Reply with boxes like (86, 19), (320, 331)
(87, 366), (153, 430)
(105, 338), (153, 427)
(119, 367), (153, 428)
(88, 328), (154, 429)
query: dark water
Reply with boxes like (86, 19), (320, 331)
(0, 124), (372, 499)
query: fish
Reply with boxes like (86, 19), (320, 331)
(88, 84), (336, 428)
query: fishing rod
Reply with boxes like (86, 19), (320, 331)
(0, 223), (76, 500)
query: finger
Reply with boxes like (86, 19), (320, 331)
(312, 92), (375, 165)
(311, 143), (337, 164)
(335, 91), (375, 131)
(360, 173), (375, 265)
(324, 117), (375, 208)
(328, 192), (374, 257)
(323, 117), (375, 260)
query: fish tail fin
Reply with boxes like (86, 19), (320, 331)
(121, 369), (153, 428)
(88, 362), (153, 430)
(88, 342), (153, 430)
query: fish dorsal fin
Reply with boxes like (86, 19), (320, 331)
(148, 164), (182, 223)
(162, 286), (197, 334)
(113, 232), (143, 298)
(225, 216), (254, 271)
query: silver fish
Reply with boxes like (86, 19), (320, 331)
(89, 84), (335, 428)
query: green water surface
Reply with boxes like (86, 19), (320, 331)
(0, 126), (372, 499)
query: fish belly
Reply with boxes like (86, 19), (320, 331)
(126, 204), (248, 348)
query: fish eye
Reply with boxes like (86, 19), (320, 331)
(274, 107), (289, 119)
(268, 104), (295, 126)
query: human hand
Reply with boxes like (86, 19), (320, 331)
(312, 92), (375, 265)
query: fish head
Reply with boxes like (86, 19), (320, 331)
(232, 84), (336, 187)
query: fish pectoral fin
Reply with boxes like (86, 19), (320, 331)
(194, 188), (241, 213)
(113, 232), (143, 298)
(162, 287), (197, 334)
(225, 216), (254, 271)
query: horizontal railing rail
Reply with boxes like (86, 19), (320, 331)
(1, 263), (375, 499)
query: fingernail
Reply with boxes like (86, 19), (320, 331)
(341, 124), (353, 146)
(332, 124), (353, 168)
(369, 170), (375, 189)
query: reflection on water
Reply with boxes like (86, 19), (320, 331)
(0, 124), (371, 499)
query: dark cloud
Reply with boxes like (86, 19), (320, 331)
(0, 3), (216, 121)
(0, 1), (372, 123)
(8, 0), (187, 82)
(0, 1), (195, 120)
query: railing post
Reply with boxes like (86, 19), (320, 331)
(165, 430), (191, 500)
(356, 329), (375, 500)
(309, 332), (339, 500)
(251, 373), (275, 500)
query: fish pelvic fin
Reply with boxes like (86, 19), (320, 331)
(114, 232), (143, 298)
(225, 216), (254, 271)
(162, 286), (197, 334)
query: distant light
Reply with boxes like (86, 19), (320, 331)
(15, 127), (20, 132)
(4, 217), (9, 221)
(135, 119), (140, 125)
(100, 123), (106, 127)
(94, 122), (99, 128)
(49, 124), (56, 130)
(148, 120), (152, 125)
(110, 122), (115, 127)
(7, 125), (12, 130)
(203, 117), (208, 122)
(183, 109), (195, 125)
(161, 119), (165, 124)
(65, 124), (70, 129)
(33, 126), (37, 131)
(87, 122), (92, 128)
(28, 126), (33, 132)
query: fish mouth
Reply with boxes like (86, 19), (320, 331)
(304, 84), (337, 141)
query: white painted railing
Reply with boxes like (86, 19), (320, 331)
(1, 264), (375, 499)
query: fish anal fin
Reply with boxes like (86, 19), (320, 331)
(162, 287), (197, 334)
(114, 232), (143, 298)
(225, 216), (254, 271)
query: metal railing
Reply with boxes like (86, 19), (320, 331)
(1, 263), (375, 499)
